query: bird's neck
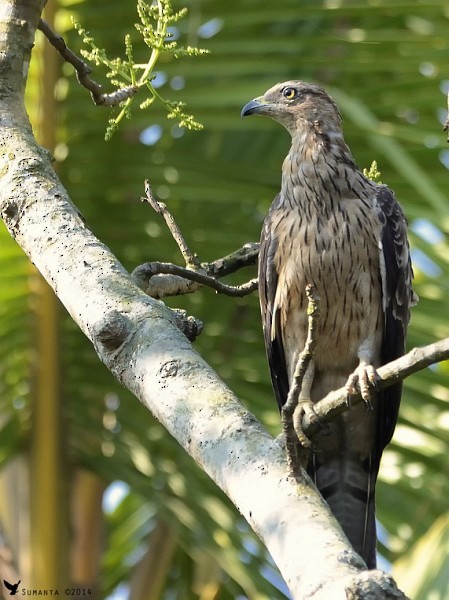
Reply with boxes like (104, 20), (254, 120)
(281, 125), (370, 211)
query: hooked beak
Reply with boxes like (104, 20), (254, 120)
(241, 97), (272, 117)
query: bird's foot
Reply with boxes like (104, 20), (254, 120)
(293, 399), (320, 448)
(345, 364), (378, 408)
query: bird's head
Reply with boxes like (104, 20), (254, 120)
(241, 81), (342, 137)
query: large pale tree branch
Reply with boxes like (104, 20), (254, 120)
(0, 2), (413, 598)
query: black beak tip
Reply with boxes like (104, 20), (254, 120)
(241, 99), (261, 118)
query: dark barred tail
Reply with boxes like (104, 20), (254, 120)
(308, 451), (378, 569)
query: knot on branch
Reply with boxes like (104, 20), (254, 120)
(170, 308), (203, 342)
(93, 310), (132, 350)
(344, 571), (408, 599)
(1, 200), (20, 237)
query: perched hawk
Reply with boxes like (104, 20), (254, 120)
(242, 81), (416, 568)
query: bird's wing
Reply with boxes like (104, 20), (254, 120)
(3, 580), (14, 591)
(376, 185), (416, 464)
(259, 199), (289, 410)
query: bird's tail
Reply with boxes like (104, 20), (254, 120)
(308, 450), (378, 569)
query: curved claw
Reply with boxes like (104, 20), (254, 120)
(345, 364), (379, 409)
(293, 400), (321, 448)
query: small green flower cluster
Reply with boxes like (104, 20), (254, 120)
(73, 0), (208, 139)
(363, 160), (382, 183)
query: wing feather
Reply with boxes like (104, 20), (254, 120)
(259, 197), (289, 410)
(375, 185), (416, 463)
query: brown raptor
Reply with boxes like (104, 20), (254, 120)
(242, 81), (416, 568)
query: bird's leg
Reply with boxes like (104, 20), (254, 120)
(293, 361), (319, 448)
(345, 344), (379, 408)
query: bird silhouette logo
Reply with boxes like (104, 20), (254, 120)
(3, 580), (20, 595)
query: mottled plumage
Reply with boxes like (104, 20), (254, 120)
(242, 81), (416, 568)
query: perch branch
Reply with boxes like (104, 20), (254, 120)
(301, 336), (449, 440)
(37, 18), (137, 106)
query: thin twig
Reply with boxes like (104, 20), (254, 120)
(281, 285), (321, 478)
(134, 182), (259, 298)
(301, 336), (449, 439)
(207, 242), (260, 278)
(142, 180), (200, 269)
(38, 18), (137, 106)
(132, 261), (258, 297)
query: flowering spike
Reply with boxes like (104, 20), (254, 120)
(73, 0), (207, 139)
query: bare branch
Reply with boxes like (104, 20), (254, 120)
(142, 180), (200, 269)
(132, 261), (258, 298)
(136, 182), (258, 298)
(133, 181), (258, 297)
(281, 285), (320, 478)
(302, 336), (449, 439)
(37, 18), (138, 106)
(208, 242), (259, 277)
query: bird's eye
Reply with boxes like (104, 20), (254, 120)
(283, 87), (298, 100)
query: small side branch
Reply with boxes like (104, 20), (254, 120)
(132, 181), (259, 299)
(132, 261), (258, 297)
(37, 19), (137, 106)
(207, 242), (260, 278)
(142, 180), (200, 269)
(281, 285), (320, 478)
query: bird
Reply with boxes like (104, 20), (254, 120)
(3, 580), (20, 596)
(241, 81), (416, 568)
